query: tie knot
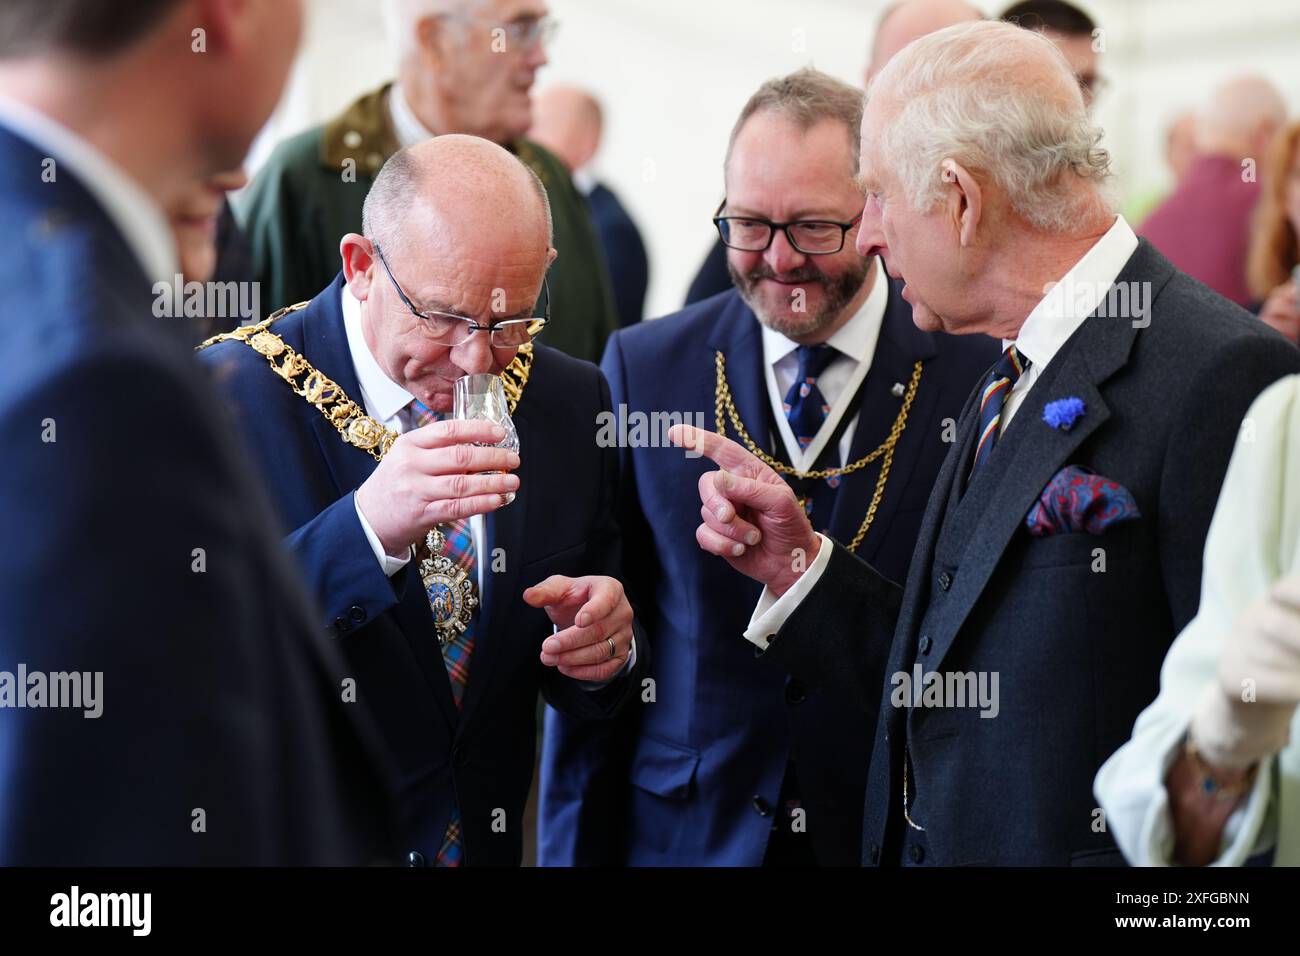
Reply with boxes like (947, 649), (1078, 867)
(795, 343), (838, 384)
(993, 345), (1029, 384)
(403, 397), (442, 431)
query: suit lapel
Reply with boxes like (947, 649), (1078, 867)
(925, 249), (1169, 672)
(706, 294), (776, 461)
(827, 280), (940, 561)
(299, 279), (460, 728)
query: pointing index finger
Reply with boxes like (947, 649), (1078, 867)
(668, 424), (761, 473)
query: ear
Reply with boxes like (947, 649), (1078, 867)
(416, 13), (452, 66)
(340, 234), (377, 298)
(941, 158), (982, 248)
(545, 247), (558, 268)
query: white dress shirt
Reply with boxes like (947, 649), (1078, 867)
(744, 216), (1140, 651)
(343, 284), (634, 679)
(389, 84), (436, 149)
(761, 269), (889, 471)
(0, 95), (177, 284)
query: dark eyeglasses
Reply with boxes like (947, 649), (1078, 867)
(713, 199), (863, 255)
(373, 242), (548, 348)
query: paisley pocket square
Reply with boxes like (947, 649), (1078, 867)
(1025, 466), (1140, 537)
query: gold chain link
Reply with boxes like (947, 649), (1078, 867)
(198, 302), (533, 462)
(714, 351), (922, 552)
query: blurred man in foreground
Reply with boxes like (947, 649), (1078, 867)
(0, 0), (393, 865)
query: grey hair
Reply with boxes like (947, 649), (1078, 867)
(362, 146), (554, 254)
(725, 67), (866, 177)
(869, 20), (1111, 233)
(382, 0), (485, 61)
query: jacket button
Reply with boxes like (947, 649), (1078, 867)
(453, 747), (469, 768)
(785, 679), (807, 705)
(918, 635), (932, 656)
(333, 615), (350, 633)
(909, 844), (925, 864)
(752, 796), (772, 817)
(938, 571), (952, 591)
(349, 605), (367, 624)
(406, 850), (426, 867)
(869, 845), (880, 864)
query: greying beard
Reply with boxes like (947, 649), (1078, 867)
(729, 258), (871, 338)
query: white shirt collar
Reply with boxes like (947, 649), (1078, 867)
(388, 83), (437, 150)
(1007, 215), (1139, 366)
(572, 167), (597, 196)
(761, 264), (889, 368)
(0, 95), (177, 284)
(341, 283), (415, 425)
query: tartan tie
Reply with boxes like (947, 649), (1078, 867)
(968, 345), (1030, 479)
(401, 397), (477, 867)
(782, 344), (841, 530)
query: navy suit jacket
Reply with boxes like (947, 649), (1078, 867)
(766, 241), (1300, 866)
(587, 183), (649, 328)
(538, 282), (998, 865)
(199, 275), (646, 865)
(0, 125), (395, 865)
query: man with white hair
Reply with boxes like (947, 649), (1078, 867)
(1141, 74), (1288, 306)
(669, 20), (1300, 866)
(241, 0), (619, 364)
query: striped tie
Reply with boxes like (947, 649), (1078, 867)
(969, 345), (1030, 479)
(401, 397), (477, 867)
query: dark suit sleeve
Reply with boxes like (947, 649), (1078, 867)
(0, 350), (297, 863)
(537, 333), (649, 864)
(283, 491), (408, 634)
(1157, 333), (1300, 630)
(536, 357), (648, 722)
(763, 540), (904, 713)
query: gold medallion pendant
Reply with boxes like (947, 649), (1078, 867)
(418, 528), (478, 645)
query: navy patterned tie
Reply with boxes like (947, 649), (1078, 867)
(968, 345), (1030, 479)
(782, 344), (840, 529)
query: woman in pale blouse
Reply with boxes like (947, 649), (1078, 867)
(1096, 374), (1300, 866)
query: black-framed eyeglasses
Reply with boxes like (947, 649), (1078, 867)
(713, 199), (864, 255)
(373, 242), (549, 348)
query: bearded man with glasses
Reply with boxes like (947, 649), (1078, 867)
(539, 68), (997, 867)
(241, 0), (619, 365)
(201, 135), (646, 868)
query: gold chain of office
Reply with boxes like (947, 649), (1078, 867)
(197, 301), (533, 462)
(713, 350), (922, 552)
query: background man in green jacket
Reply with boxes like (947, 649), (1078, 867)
(240, 0), (619, 364)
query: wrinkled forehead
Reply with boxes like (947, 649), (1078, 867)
(855, 96), (896, 189)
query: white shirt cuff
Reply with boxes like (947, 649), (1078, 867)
(354, 495), (412, 577)
(743, 533), (834, 651)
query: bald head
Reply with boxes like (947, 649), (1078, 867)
(1199, 75), (1288, 159)
(363, 134), (552, 261)
(867, 0), (981, 83)
(529, 85), (604, 174)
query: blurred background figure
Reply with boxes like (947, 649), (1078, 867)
(683, 0), (981, 307)
(1140, 74), (1288, 307)
(1124, 110), (1200, 226)
(240, 0), (619, 364)
(168, 168), (256, 341)
(531, 85), (649, 327)
(1000, 0), (1101, 109)
(1248, 121), (1300, 342)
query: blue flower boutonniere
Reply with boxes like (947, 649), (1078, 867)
(1043, 396), (1086, 431)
